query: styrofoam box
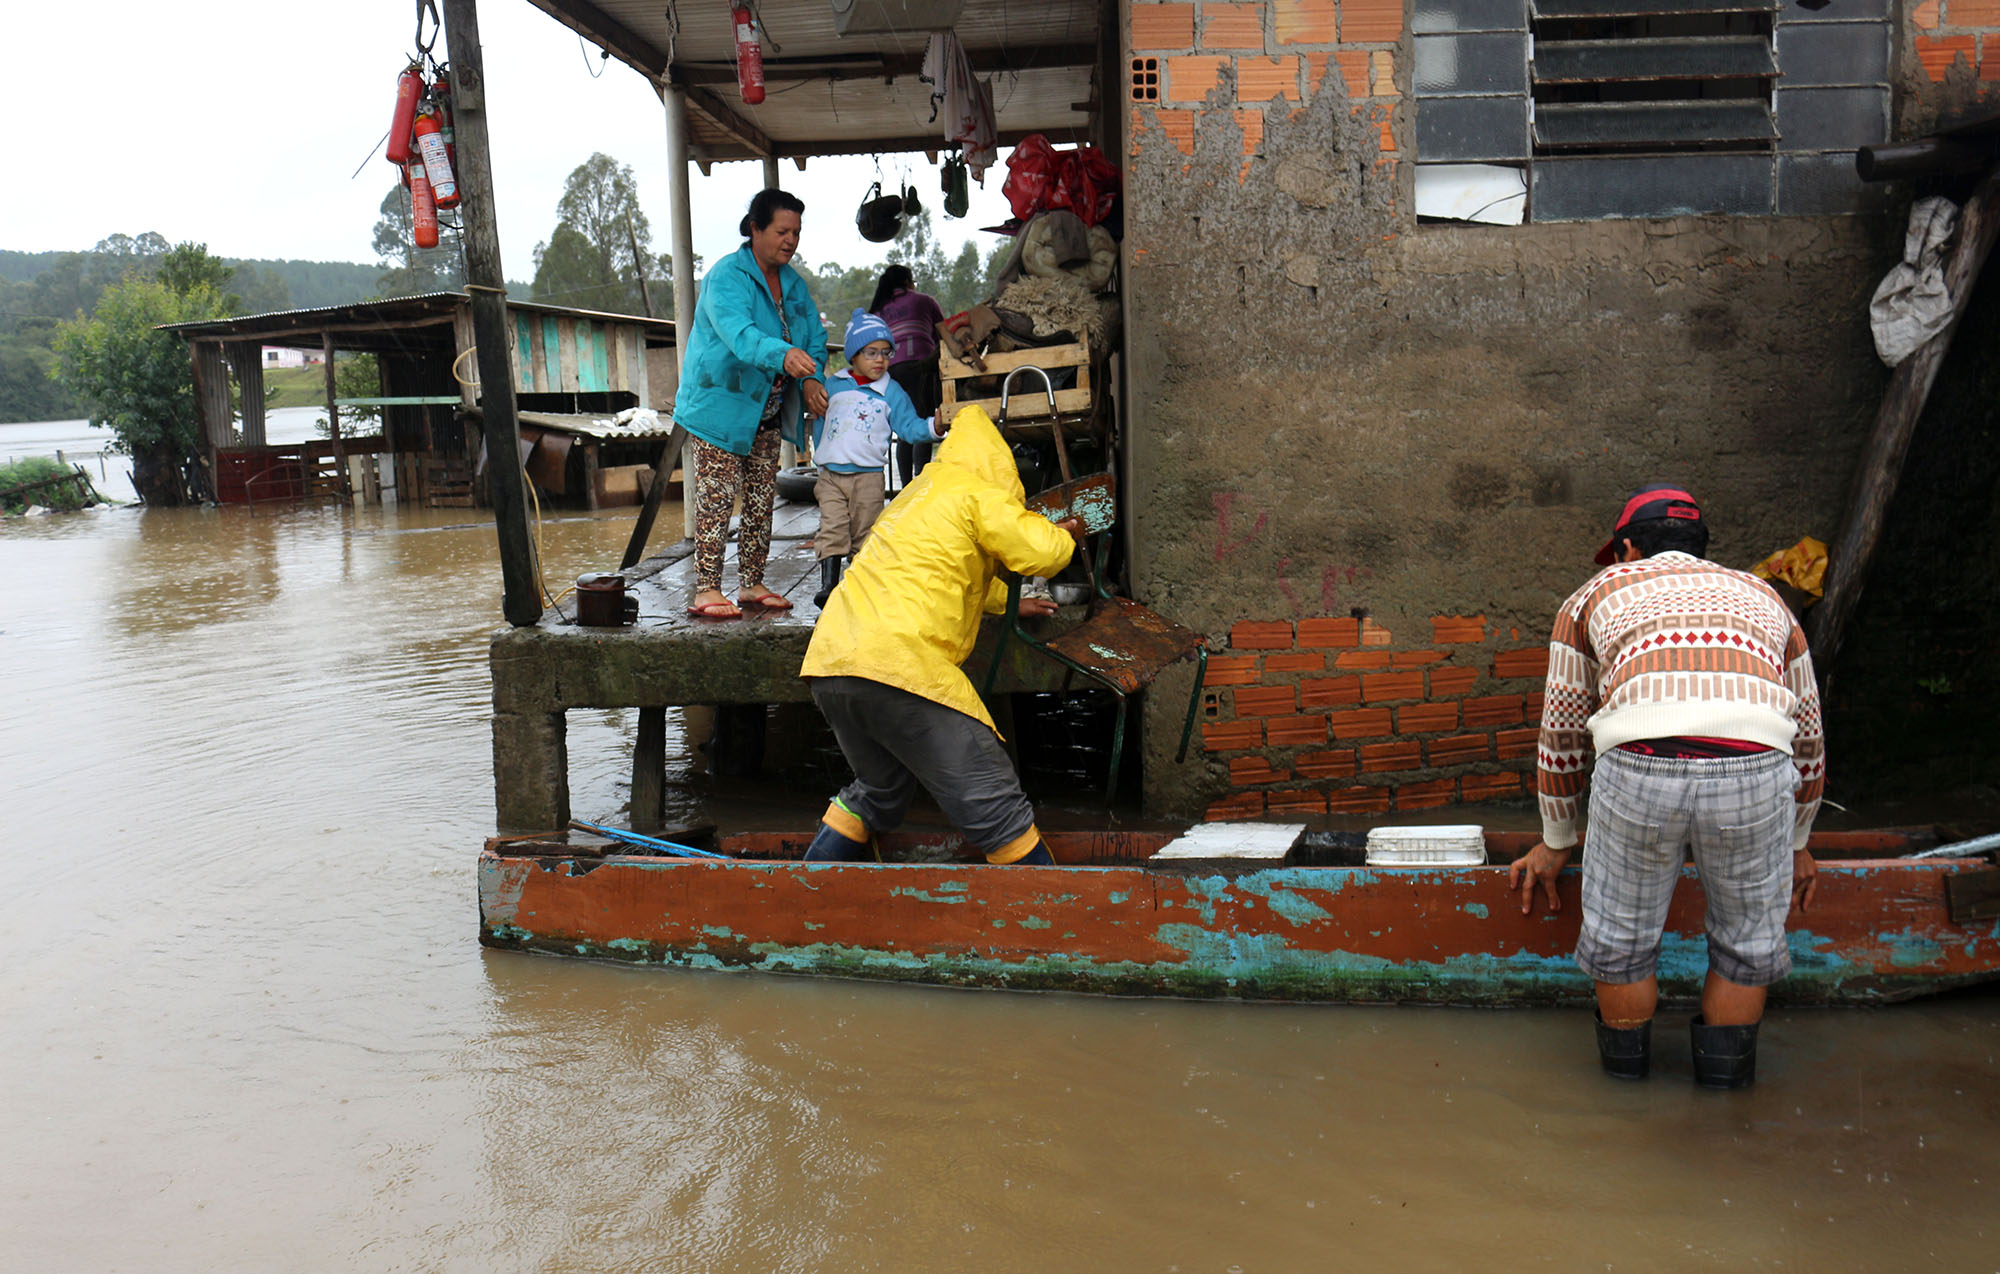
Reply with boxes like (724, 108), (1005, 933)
(1364, 824), (1487, 867)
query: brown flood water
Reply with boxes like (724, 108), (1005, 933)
(3, 502), (1997, 1273)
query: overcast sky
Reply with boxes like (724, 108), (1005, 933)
(0, 1), (1014, 282)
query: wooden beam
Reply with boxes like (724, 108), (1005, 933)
(521, 0), (669, 77)
(444, 0), (543, 628)
(666, 41), (1101, 86)
(1806, 163), (2000, 669)
(680, 81), (775, 158)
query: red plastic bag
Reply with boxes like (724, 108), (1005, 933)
(1003, 134), (1121, 226)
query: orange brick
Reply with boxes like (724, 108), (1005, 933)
(1362, 670), (1426, 702)
(1370, 49), (1396, 95)
(1393, 650), (1447, 668)
(1275, 0), (1337, 44)
(1232, 107), (1266, 155)
(1429, 666), (1478, 697)
(1952, 0), (2000, 22)
(1495, 727), (1540, 760)
(1204, 719), (1262, 751)
(1463, 695), (1525, 728)
(1298, 616), (1360, 647)
(1230, 756), (1292, 785)
(1295, 748), (1357, 779)
(1371, 102), (1397, 153)
(1131, 2), (1197, 50)
(1204, 654), (1260, 686)
(1237, 55), (1301, 101)
(1360, 740), (1422, 773)
(1207, 791), (1267, 821)
(1266, 714), (1329, 746)
(1397, 778), (1457, 811)
(1327, 784), (1394, 814)
(1151, 108), (1197, 155)
(1524, 692), (1544, 719)
(1327, 706), (1394, 740)
(1203, 2), (1265, 49)
(1461, 772), (1524, 802)
(1983, 35), (2000, 79)
(1306, 50), (1370, 97)
(1301, 675), (1363, 709)
(1268, 788), (1330, 815)
(1235, 685), (1297, 716)
(1427, 734), (1492, 767)
(1398, 702), (1459, 733)
(1265, 651), (1325, 673)
(1360, 619), (1394, 646)
(1914, 0), (1940, 27)
(1917, 35), (1975, 80)
(1432, 615), (1487, 643)
(1492, 648), (1549, 679)
(1167, 54), (1231, 101)
(1341, 0), (1404, 42)
(1232, 619), (1293, 649)
(1334, 650), (1393, 670)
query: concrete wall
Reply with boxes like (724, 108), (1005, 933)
(1122, 0), (2000, 819)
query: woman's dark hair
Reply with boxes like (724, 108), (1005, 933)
(1622, 517), (1710, 560)
(869, 264), (916, 314)
(739, 188), (807, 238)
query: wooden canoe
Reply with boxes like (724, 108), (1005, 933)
(477, 828), (2000, 1005)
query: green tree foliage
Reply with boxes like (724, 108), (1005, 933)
(0, 456), (98, 513)
(372, 182), (464, 297)
(529, 154), (664, 315)
(157, 242), (240, 310)
(51, 276), (231, 505)
(314, 353), (383, 437)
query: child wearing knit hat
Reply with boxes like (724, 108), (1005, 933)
(809, 308), (945, 607)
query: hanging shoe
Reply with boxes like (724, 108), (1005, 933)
(812, 556), (844, 608)
(803, 820), (869, 862)
(1690, 1015), (1760, 1090)
(1594, 1011), (1652, 1081)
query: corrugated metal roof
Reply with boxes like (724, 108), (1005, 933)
(161, 292), (675, 343)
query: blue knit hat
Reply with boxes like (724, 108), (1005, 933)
(843, 308), (894, 361)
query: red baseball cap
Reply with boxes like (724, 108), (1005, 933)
(1595, 483), (1703, 565)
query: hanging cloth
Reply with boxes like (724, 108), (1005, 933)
(921, 33), (997, 181)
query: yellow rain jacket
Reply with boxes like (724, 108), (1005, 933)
(800, 404), (1076, 732)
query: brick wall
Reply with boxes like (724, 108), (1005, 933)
(1127, 0), (1399, 182)
(1913, 0), (2000, 80)
(1198, 614), (1549, 821)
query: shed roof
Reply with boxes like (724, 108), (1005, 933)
(522, 0), (1103, 162)
(161, 291), (676, 354)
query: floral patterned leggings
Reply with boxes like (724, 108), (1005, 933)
(690, 426), (783, 594)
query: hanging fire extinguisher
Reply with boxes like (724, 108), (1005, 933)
(386, 63), (424, 166)
(413, 108), (460, 208)
(732, 4), (765, 105)
(430, 74), (456, 182)
(407, 161), (439, 249)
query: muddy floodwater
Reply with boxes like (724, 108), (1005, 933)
(3, 501), (1997, 1273)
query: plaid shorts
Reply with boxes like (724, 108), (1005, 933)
(1577, 748), (1798, 987)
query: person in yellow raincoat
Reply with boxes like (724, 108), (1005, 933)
(799, 403), (1084, 865)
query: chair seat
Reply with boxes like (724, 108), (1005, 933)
(1042, 596), (1205, 696)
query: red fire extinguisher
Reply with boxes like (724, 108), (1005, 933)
(407, 161), (439, 249)
(386, 63), (424, 166)
(413, 108), (460, 208)
(430, 75), (456, 181)
(732, 5), (765, 105)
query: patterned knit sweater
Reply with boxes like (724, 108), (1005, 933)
(1537, 551), (1826, 851)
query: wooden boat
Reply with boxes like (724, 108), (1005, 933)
(478, 826), (2000, 1005)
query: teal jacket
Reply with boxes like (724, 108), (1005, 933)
(672, 244), (827, 456)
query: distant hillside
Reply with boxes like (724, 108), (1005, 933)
(0, 249), (387, 310)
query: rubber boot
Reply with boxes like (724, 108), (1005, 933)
(1594, 1012), (1652, 1081)
(1014, 842), (1055, 866)
(1690, 1015), (1759, 1090)
(803, 821), (868, 862)
(812, 560), (844, 608)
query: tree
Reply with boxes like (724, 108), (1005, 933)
(51, 276), (230, 505)
(372, 182), (463, 297)
(157, 242), (239, 311)
(528, 154), (660, 315)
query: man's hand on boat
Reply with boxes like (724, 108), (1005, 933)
(1508, 841), (1572, 916)
(1791, 850), (1818, 914)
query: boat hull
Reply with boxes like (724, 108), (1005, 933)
(478, 843), (2000, 1005)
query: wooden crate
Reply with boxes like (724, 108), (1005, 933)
(939, 337), (1106, 438)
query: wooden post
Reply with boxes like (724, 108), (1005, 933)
(443, 0), (543, 628)
(633, 706), (666, 830)
(664, 82), (701, 542)
(763, 155), (781, 190)
(321, 332), (349, 498)
(1806, 164), (2000, 669)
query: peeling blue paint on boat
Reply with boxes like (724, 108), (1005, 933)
(1108, 891), (1131, 905)
(1018, 916), (1052, 930)
(890, 885), (969, 904)
(701, 925), (737, 939)
(1461, 903), (1489, 919)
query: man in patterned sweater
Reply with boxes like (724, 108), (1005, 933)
(1508, 484), (1826, 1089)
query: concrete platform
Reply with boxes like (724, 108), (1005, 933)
(491, 494), (1075, 830)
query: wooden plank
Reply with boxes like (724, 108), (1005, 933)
(940, 338), (1092, 380)
(542, 315), (562, 391)
(606, 321), (627, 392)
(513, 311), (533, 392)
(525, 314), (546, 393)
(575, 319), (598, 391)
(1946, 868), (2000, 924)
(944, 388), (1097, 421)
(555, 318), (579, 392)
(591, 322), (611, 391)
(632, 328), (651, 405)
(633, 706), (666, 830)
(230, 341), (268, 447)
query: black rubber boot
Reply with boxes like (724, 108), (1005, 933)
(1594, 1012), (1652, 1081)
(803, 821), (868, 862)
(1690, 1015), (1760, 1090)
(811, 557), (844, 608)
(991, 841), (1055, 865)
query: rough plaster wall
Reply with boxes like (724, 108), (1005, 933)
(1126, 67), (1900, 816)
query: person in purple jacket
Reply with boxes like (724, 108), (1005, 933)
(869, 265), (947, 485)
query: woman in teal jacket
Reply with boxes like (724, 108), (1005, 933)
(675, 189), (829, 619)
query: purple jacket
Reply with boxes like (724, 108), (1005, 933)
(878, 289), (945, 365)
